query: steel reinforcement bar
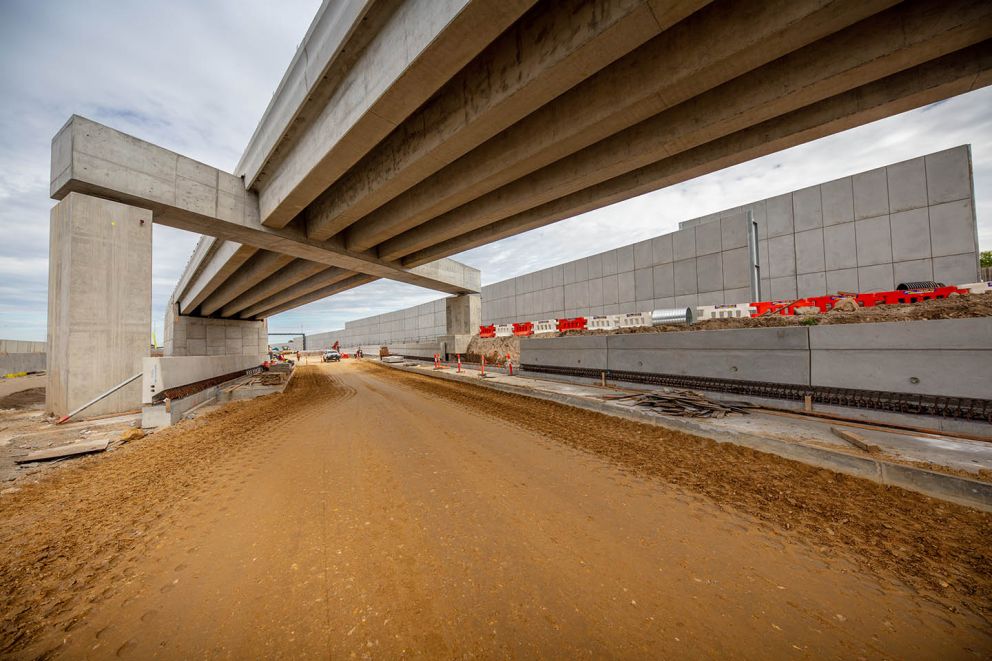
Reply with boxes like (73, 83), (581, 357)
(520, 364), (992, 423)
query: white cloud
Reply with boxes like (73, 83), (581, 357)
(0, 2), (988, 341)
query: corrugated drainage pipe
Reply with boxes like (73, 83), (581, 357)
(651, 307), (694, 326)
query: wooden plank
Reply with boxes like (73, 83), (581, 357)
(830, 427), (881, 454)
(15, 439), (109, 463)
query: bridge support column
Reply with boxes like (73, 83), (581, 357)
(47, 192), (151, 417)
(441, 294), (481, 357)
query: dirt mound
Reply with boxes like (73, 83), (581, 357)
(464, 335), (520, 364)
(552, 292), (992, 337)
(0, 387), (45, 409)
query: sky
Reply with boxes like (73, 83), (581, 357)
(0, 1), (989, 342)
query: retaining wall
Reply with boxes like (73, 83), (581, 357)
(521, 317), (992, 400)
(142, 354), (264, 404)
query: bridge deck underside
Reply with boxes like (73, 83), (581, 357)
(167, 0), (992, 320)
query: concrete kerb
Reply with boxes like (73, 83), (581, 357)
(377, 360), (992, 512)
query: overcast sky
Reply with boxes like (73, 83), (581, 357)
(1, 1), (989, 342)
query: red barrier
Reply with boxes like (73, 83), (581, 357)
(512, 322), (534, 337)
(556, 317), (588, 332)
(479, 324), (496, 338)
(752, 284), (968, 318)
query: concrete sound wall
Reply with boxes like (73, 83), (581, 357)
(521, 317), (992, 400)
(307, 298), (447, 351)
(0, 339), (47, 374)
(680, 145), (980, 300)
(483, 145), (979, 325)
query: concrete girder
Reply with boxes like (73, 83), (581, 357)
(199, 250), (296, 316)
(240, 270), (367, 319)
(306, 0), (708, 243)
(402, 42), (992, 267)
(256, 0), (536, 229)
(252, 275), (380, 319)
(341, 0), (898, 254)
(180, 242), (257, 314)
(239, 255), (482, 319)
(383, 0), (992, 261)
(50, 116), (480, 295)
(236, 0), (381, 188)
(171, 236), (216, 304)
(219, 259), (330, 318)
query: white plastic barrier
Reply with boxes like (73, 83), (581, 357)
(958, 281), (991, 294)
(495, 324), (514, 337)
(587, 315), (618, 331)
(696, 303), (758, 320)
(533, 319), (557, 334)
(618, 312), (652, 329)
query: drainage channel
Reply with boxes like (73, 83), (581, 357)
(519, 364), (992, 423)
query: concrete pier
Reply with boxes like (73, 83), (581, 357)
(46, 193), (151, 417)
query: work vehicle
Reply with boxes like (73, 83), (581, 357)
(322, 350), (341, 363)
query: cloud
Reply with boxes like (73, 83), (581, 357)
(1, 1), (988, 341)
(0, 0), (321, 341)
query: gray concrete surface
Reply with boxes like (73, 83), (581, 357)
(142, 354), (265, 404)
(135, 0), (990, 331)
(0, 353), (46, 375)
(482, 146), (979, 324)
(51, 116), (481, 303)
(520, 317), (992, 400)
(162, 303), (268, 358)
(809, 317), (992, 400)
(47, 193), (150, 417)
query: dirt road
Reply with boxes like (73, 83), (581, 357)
(1, 362), (989, 658)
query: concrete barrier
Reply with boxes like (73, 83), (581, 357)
(142, 355), (264, 404)
(384, 341), (446, 359)
(520, 335), (608, 371)
(607, 327), (810, 385)
(809, 317), (992, 399)
(521, 317), (992, 400)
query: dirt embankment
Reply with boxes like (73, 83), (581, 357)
(567, 292), (992, 335)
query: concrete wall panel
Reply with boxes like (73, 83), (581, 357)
(889, 208), (931, 261)
(886, 157), (927, 213)
(929, 199), (977, 257)
(821, 177), (854, 226)
(925, 147), (972, 205)
(853, 168), (888, 220)
(854, 215), (893, 267)
(809, 318), (992, 399)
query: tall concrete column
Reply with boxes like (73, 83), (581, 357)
(47, 192), (151, 417)
(442, 293), (481, 356)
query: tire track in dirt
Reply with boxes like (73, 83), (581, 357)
(0, 367), (343, 656)
(364, 361), (992, 623)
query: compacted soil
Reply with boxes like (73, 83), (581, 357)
(0, 362), (989, 658)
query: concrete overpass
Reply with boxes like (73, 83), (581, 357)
(46, 0), (992, 415)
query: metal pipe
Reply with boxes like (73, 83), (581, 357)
(56, 372), (142, 424)
(747, 209), (761, 301)
(650, 307), (694, 326)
